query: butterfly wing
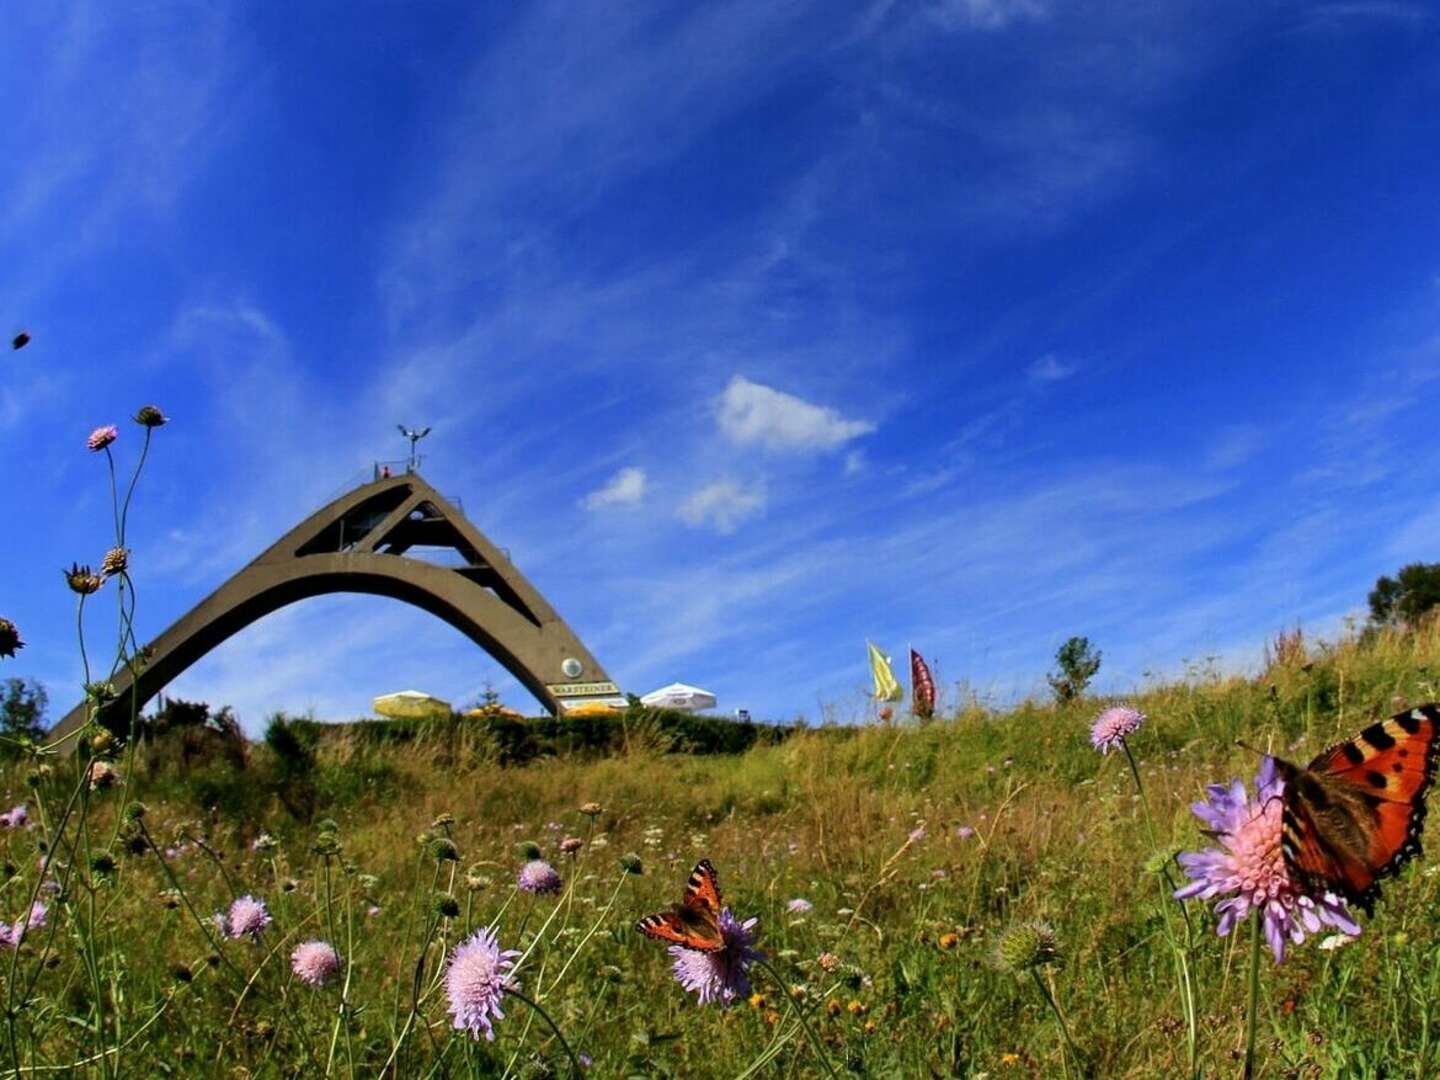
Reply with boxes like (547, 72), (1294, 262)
(684, 859), (723, 914)
(635, 908), (724, 951)
(1281, 705), (1440, 914)
(635, 860), (725, 952)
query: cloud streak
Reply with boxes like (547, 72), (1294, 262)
(583, 467), (647, 509)
(717, 376), (875, 452)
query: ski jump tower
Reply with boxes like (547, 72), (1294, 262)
(51, 471), (621, 739)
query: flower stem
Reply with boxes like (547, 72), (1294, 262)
(1121, 738), (1200, 1078)
(754, 958), (839, 1079)
(544, 871), (630, 997)
(505, 987), (583, 1077)
(1032, 969), (1089, 1079)
(1243, 912), (1263, 1080)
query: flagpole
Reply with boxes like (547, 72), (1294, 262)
(865, 640), (874, 725)
(907, 641), (912, 721)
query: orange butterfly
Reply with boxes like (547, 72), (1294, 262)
(635, 859), (725, 952)
(1272, 704), (1439, 914)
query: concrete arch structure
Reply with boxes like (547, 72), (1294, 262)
(53, 472), (618, 739)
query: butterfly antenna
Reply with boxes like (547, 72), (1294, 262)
(1234, 739), (1268, 758)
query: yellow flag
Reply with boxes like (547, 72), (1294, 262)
(867, 642), (904, 702)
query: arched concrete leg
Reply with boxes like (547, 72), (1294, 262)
(51, 472), (619, 740)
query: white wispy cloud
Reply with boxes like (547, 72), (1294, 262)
(583, 466), (647, 509)
(0, 5), (241, 308)
(717, 376), (875, 452)
(929, 0), (1049, 32)
(1026, 353), (1076, 384)
(1204, 425), (1267, 471)
(1293, 2), (1430, 31)
(677, 479), (766, 534)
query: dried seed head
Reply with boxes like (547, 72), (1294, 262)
(429, 837), (460, 863)
(89, 852), (117, 877)
(994, 922), (1062, 974)
(65, 563), (104, 595)
(100, 547), (129, 577)
(0, 618), (23, 659)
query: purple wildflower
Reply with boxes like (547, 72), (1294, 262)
(0, 804), (27, 829)
(87, 425), (118, 452)
(786, 898), (813, 915)
(1174, 756), (1360, 963)
(445, 927), (520, 1041)
(955, 825), (976, 840)
(1091, 706), (1146, 754)
(559, 836), (583, 855)
(225, 895), (271, 942)
(517, 859), (562, 895)
(668, 908), (764, 1007)
(291, 940), (344, 987)
(1, 902), (48, 949)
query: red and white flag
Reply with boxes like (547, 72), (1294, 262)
(910, 649), (935, 719)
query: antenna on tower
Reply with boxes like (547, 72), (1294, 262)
(397, 424), (432, 474)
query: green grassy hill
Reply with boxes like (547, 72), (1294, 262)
(5, 620), (1440, 1077)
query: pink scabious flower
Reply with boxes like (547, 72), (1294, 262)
(445, 927), (520, 1041)
(0, 804), (27, 829)
(1174, 757), (1360, 963)
(87, 425), (118, 452)
(955, 825), (976, 840)
(1091, 706), (1146, 754)
(669, 909), (764, 1007)
(1, 902), (48, 949)
(291, 940), (343, 987)
(559, 836), (583, 855)
(786, 898), (813, 915)
(87, 761), (119, 791)
(517, 859), (562, 895)
(225, 895), (272, 942)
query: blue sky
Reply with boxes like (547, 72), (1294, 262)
(3, 2), (1440, 733)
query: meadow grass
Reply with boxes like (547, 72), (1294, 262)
(5, 618), (1440, 1077)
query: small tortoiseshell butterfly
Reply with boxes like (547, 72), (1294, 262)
(635, 859), (724, 952)
(1272, 704), (1439, 914)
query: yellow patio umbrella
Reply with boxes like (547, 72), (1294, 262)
(464, 705), (526, 721)
(373, 690), (452, 721)
(564, 701), (621, 717)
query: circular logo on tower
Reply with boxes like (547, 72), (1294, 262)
(561, 657), (583, 678)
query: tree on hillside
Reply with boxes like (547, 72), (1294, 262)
(1047, 636), (1101, 704)
(1, 678), (47, 754)
(1368, 562), (1440, 627)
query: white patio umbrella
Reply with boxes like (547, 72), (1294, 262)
(373, 689), (452, 720)
(639, 682), (717, 712)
